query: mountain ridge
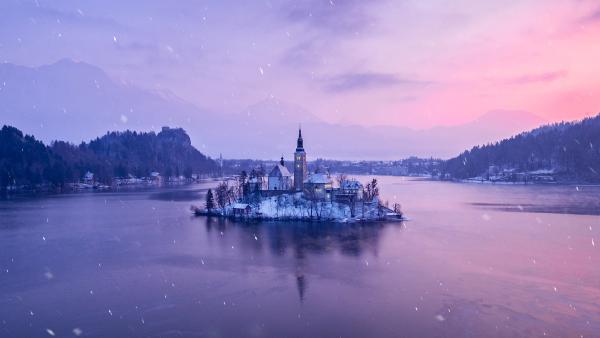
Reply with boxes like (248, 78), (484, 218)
(442, 113), (600, 183)
(1, 59), (549, 160)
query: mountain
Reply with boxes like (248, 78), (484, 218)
(0, 59), (210, 145)
(1, 59), (546, 160)
(442, 114), (600, 183)
(0, 125), (218, 189)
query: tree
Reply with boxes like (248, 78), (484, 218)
(215, 181), (230, 210)
(393, 203), (403, 217)
(336, 173), (348, 188)
(239, 170), (248, 197)
(363, 178), (379, 201)
(205, 189), (215, 212)
(183, 166), (193, 179)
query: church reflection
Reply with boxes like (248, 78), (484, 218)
(203, 217), (403, 302)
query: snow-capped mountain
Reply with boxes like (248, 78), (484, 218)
(0, 60), (546, 160)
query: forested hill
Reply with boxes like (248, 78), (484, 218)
(0, 126), (218, 189)
(442, 114), (600, 183)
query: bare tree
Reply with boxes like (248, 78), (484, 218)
(336, 173), (348, 188)
(215, 181), (229, 210)
(363, 178), (379, 202)
(227, 185), (237, 205)
(304, 186), (318, 218)
(393, 203), (402, 216)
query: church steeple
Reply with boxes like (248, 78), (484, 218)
(294, 126), (307, 191)
(296, 127), (304, 151)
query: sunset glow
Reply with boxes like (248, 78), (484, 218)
(1, 0), (600, 130)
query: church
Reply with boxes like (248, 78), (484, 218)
(266, 128), (330, 195)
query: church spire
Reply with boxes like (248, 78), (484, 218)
(294, 126), (307, 191)
(296, 126), (304, 151)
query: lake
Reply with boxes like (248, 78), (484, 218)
(1, 177), (599, 337)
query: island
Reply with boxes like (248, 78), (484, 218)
(192, 128), (404, 222)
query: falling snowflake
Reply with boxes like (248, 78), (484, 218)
(46, 329), (55, 336)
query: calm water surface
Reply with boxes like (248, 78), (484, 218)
(1, 177), (599, 337)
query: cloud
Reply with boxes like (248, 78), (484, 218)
(278, 0), (388, 70)
(580, 6), (600, 23)
(0, 1), (124, 29)
(280, 39), (327, 67)
(115, 41), (160, 53)
(321, 72), (431, 93)
(282, 0), (379, 34)
(505, 71), (567, 85)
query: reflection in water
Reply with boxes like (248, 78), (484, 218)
(203, 217), (401, 302)
(1, 178), (599, 337)
(469, 201), (600, 215)
(148, 188), (205, 201)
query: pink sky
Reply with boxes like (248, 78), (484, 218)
(1, 0), (600, 129)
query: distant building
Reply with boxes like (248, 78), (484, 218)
(294, 128), (307, 191)
(232, 203), (252, 217)
(150, 171), (162, 183)
(83, 171), (94, 184)
(268, 157), (292, 190)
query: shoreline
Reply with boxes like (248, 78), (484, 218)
(193, 208), (406, 224)
(0, 180), (216, 199)
(445, 178), (600, 187)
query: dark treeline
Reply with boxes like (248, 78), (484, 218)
(0, 125), (218, 189)
(442, 113), (600, 182)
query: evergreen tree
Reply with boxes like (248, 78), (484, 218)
(205, 189), (215, 212)
(0, 125), (219, 190)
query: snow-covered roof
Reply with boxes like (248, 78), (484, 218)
(232, 203), (250, 209)
(269, 164), (291, 177)
(341, 179), (362, 190)
(305, 173), (331, 184)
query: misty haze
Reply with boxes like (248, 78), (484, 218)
(1, 1), (599, 338)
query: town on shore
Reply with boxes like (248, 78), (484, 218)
(194, 128), (403, 222)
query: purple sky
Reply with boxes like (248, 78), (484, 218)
(1, 0), (600, 131)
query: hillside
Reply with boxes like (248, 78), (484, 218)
(0, 126), (68, 188)
(442, 114), (600, 183)
(0, 126), (218, 190)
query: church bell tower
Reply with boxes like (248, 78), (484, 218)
(294, 127), (307, 191)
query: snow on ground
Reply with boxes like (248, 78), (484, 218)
(220, 193), (383, 222)
(257, 193), (352, 220)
